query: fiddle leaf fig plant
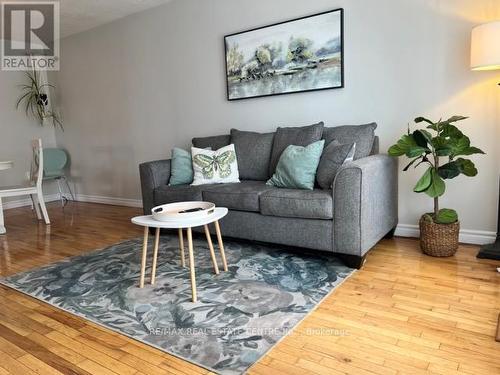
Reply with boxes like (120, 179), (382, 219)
(388, 116), (484, 224)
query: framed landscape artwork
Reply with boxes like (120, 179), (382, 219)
(224, 8), (344, 101)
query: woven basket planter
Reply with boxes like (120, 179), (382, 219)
(419, 215), (460, 257)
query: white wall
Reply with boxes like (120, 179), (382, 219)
(54, 0), (500, 236)
(0, 69), (58, 205)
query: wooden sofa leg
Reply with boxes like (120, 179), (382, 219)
(338, 254), (366, 269)
(384, 226), (397, 239)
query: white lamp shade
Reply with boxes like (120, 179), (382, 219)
(471, 21), (500, 71)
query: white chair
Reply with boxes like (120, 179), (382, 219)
(0, 139), (50, 234)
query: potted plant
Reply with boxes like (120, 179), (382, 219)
(16, 69), (62, 128)
(388, 116), (484, 256)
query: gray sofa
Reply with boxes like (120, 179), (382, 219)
(139, 123), (398, 268)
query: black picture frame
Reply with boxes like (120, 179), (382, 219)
(224, 8), (344, 101)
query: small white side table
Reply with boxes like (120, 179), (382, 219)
(0, 161), (13, 235)
(131, 207), (228, 302)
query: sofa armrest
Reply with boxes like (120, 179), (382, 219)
(139, 159), (171, 214)
(332, 154), (398, 256)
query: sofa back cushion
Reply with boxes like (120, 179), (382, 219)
(322, 123), (377, 160)
(192, 134), (230, 150)
(230, 129), (275, 181)
(269, 122), (324, 175)
(316, 141), (356, 189)
(169, 148), (194, 186)
(371, 136), (379, 155)
(191, 144), (240, 185)
(267, 140), (325, 190)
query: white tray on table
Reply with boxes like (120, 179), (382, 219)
(151, 201), (215, 222)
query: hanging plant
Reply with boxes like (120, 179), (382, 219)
(16, 69), (63, 129)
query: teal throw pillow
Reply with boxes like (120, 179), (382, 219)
(169, 148), (194, 186)
(266, 140), (325, 190)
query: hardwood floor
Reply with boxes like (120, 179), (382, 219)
(0, 202), (498, 375)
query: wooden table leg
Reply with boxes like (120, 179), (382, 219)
(187, 227), (197, 302)
(151, 228), (160, 285)
(140, 226), (149, 288)
(178, 228), (186, 267)
(204, 225), (219, 275)
(214, 220), (228, 272)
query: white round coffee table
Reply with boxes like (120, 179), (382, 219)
(131, 207), (228, 302)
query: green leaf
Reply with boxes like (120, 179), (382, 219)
(15, 91), (32, 109)
(438, 162), (461, 179)
(419, 129), (433, 143)
(460, 146), (485, 156)
(414, 167), (433, 193)
(418, 118), (439, 132)
(436, 148), (453, 157)
(406, 148), (427, 158)
(435, 208), (458, 224)
(403, 157), (422, 171)
(414, 158), (430, 169)
(442, 115), (468, 125)
(448, 135), (470, 158)
(388, 145), (405, 157)
(388, 134), (427, 158)
(425, 169), (446, 198)
(431, 136), (453, 156)
(456, 158), (478, 177)
(413, 130), (430, 149)
(25, 92), (34, 115)
(422, 213), (434, 223)
(426, 124), (438, 132)
(441, 124), (465, 139)
(415, 117), (434, 126)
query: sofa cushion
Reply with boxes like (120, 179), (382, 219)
(154, 184), (204, 207)
(260, 188), (333, 219)
(267, 140), (325, 190)
(230, 129), (274, 181)
(191, 144), (240, 185)
(202, 181), (273, 212)
(316, 141), (356, 190)
(169, 147), (194, 186)
(322, 123), (377, 160)
(371, 136), (379, 155)
(269, 122), (324, 175)
(192, 134), (230, 150)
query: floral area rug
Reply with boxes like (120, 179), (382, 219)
(0, 235), (354, 374)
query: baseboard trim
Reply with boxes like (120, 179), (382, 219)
(75, 194), (143, 208)
(2, 194), (60, 210)
(395, 224), (496, 245)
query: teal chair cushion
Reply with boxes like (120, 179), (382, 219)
(43, 148), (68, 179)
(43, 171), (63, 179)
